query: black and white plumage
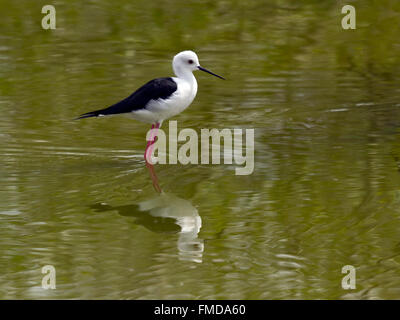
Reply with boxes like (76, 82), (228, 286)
(77, 78), (177, 120)
(76, 50), (224, 125)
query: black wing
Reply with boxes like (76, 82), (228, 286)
(76, 77), (177, 119)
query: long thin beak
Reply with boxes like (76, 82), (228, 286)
(198, 66), (225, 80)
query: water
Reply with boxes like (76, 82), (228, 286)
(1, 0), (400, 299)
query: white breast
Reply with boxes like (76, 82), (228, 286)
(131, 77), (198, 124)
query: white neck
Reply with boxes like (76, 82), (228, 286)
(173, 65), (197, 86)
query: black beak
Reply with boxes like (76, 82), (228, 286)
(198, 66), (225, 80)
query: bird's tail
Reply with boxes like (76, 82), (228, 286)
(75, 108), (106, 120)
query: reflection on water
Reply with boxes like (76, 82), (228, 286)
(91, 193), (204, 263)
(140, 148), (204, 263)
(138, 194), (203, 263)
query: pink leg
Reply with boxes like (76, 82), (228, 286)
(144, 122), (162, 193)
(145, 122), (160, 164)
(144, 124), (155, 161)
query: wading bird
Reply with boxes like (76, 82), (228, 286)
(77, 51), (224, 162)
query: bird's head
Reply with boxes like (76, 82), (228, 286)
(173, 50), (225, 80)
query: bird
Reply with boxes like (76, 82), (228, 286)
(76, 50), (224, 162)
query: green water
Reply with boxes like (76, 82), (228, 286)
(1, 0), (400, 299)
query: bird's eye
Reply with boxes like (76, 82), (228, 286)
(188, 59), (194, 64)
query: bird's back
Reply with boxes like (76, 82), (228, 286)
(77, 77), (178, 119)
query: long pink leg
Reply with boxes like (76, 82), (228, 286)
(145, 122), (160, 164)
(144, 122), (162, 193)
(144, 124), (155, 161)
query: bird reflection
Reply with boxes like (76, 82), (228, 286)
(91, 146), (203, 262)
(138, 193), (203, 263)
(90, 159), (204, 263)
(144, 160), (203, 262)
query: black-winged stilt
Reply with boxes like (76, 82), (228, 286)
(77, 50), (224, 161)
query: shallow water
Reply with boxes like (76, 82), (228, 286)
(1, 0), (400, 299)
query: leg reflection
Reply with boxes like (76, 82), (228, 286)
(146, 161), (162, 193)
